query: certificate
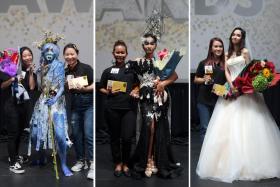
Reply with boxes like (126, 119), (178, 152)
(68, 76), (89, 89)
(107, 80), (127, 92)
(212, 84), (227, 96)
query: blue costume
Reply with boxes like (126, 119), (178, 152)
(29, 43), (73, 176)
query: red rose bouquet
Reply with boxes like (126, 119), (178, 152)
(213, 59), (280, 99)
(153, 48), (185, 80)
(0, 48), (19, 77)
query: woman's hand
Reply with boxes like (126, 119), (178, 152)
(203, 75), (212, 84)
(74, 82), (86, 92)
(1, 77), (16, 89)
(17, 75), (24, 82)
(75, 86), (86, 92)
(261, 60), (266, 68)
(153, 76), (160, 86)
(156, 81), (165, 96)
(29, 64), (36, 74)
(110, 89), (121, 95)
(106, 86), (121, 95)
(229, 83), (236, 91)
(45, 97), (58, 106)
(130, 86), (139, 98)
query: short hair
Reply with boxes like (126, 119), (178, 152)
(63, 43), (79, 55)
(113, 40), (128, 54)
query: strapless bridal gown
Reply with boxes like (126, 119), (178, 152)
(196, 56), (280, 183)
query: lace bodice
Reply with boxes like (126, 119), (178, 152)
(226, 55), (246, 81)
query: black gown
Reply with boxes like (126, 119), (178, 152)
(126, 59), (183, 179)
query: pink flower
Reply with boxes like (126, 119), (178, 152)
(157, 48), (168, 60)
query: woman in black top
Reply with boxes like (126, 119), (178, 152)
(0, 47), (37, 174)
(64, 43), (94, 179)
(194, 37), (226, 141)
(20, 47), (38, 130)
(100, 40), (139, 177)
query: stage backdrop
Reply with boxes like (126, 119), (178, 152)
(0, 0), (93, 67)
(96, 0), (189, 82)
(191, 0), (280, 72)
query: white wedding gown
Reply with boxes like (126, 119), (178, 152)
(196, 56), (280, 183)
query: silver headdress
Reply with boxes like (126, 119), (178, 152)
(142, 9), (166, 42)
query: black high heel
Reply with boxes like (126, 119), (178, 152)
(114, 170), (122, 177)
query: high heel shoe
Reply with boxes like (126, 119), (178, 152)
(114, 170), (122, 177)
(145, 164), (153, 177)
(151, 165), (158, 174)
(122, 165), (131, 177)
(114, 163), (123, 177)
(150, 160), (158, 174)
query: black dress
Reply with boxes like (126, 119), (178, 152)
(126, 59), (183, 179)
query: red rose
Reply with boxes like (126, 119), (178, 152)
(158, 48), (168, 60)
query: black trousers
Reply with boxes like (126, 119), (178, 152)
(105, 108), (136, 165)
(5, 99), (26, 165)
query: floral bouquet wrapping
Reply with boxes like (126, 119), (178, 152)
(0, 48), (19, 77)
(152, 48), (185, 105)
(212, 83), (240, 99)
(153, 48), (185, 80)
(0, 48), (30, 103)
(212, 59), (280, 99)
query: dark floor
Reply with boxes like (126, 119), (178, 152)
(96, 144), (188, 187)
(0, 141), (93, 187)
(191, 131), (280, 187)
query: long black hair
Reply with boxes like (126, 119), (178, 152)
(228, 27), (246, 59)
(20, 46), (33, 62)
(228, 27), (246, 58)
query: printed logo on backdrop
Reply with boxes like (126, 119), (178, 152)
(194, 0), (263, 17)
(96, 0), (188, 21)
(96, 0), (188, 51)
(0, 0), (92, 13)
(190, 0), (280, 72)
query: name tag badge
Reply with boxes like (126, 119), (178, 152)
(111, 68), (119, 74)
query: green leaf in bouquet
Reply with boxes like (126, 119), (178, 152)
(252, 74), (268, 92)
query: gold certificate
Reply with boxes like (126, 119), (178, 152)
(68, 76), (89, 89)
(212, 84), (227, 96)
(107, 80), (127, 92)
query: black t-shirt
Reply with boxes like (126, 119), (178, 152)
(22, 66), (38, 99)
(0, 71), (13, 104)
(195, 59), (226, 106)
(0, 70), (38, 128)
(65, 61), (93, 95)
(0, 69), (38, 105)
(100, 63), (139, 110)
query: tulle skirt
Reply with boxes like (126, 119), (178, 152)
(196, 93), (280, 183)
